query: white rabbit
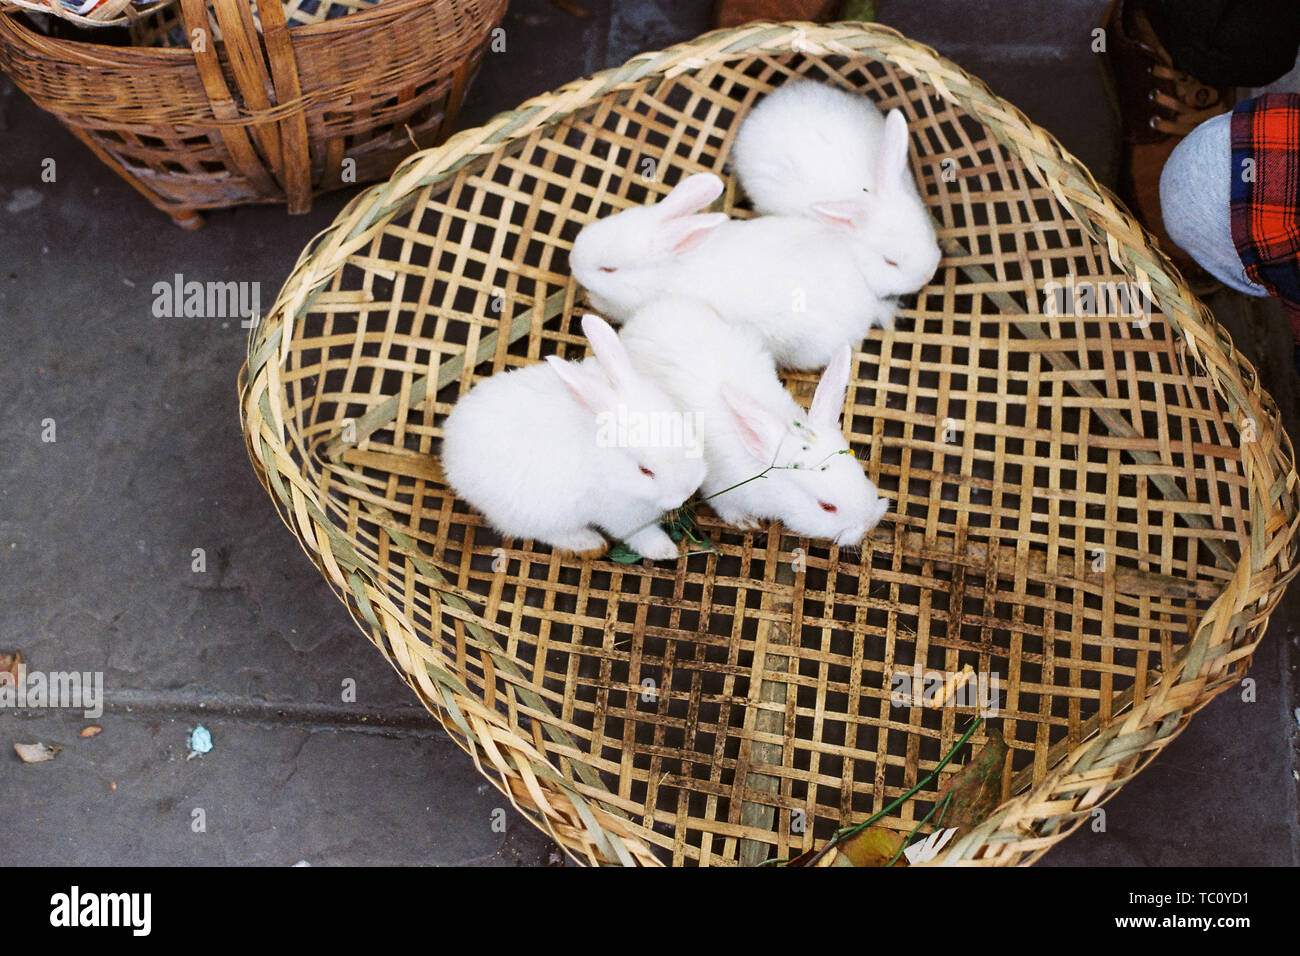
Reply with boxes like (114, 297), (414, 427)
(440, 313), (706, 561)
(731, 80), (942, 296)
(570, 172), (934, 369)
(619, 298), (890, 546)
(569, 173), (730, 319)
(731, 79), (886, 216)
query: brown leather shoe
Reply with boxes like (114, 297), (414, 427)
(713, 0), (840, 28)
(1098, 0), (1234, 294)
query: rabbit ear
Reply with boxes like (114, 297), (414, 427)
(810, 199), (869, 231)
(810, 345), (853, 430)
(580, 313), (634, 390)
(721, 386), (786, 464)
(656, 173), (725, 219)
(546, 354), (614, 415)
(659, 212), (728, 257)
(876, 109), (912, 188)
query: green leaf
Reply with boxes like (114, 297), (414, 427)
(839, 0), (877, 22)
(607, 543), (644, 563)
(665, 509), (715, 553)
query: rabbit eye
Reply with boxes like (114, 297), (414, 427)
(818, 500), (838, 514)
(599, 266), (617, 274)
(884, 258), (899, 268)
(639, 466), (656, 479)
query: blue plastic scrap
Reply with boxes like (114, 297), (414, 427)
(188, 724), (213, 755)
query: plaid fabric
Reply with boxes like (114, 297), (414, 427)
(1230, 93), (1300, 341)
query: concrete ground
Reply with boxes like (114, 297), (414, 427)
(1, 0), (1296, 866)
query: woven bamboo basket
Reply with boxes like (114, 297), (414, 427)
(1, 0), (175, 29)
(0, 0), (507, 227)
(239, 21), (1300, 865)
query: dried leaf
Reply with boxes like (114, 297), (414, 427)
(14, 742), (61, 763)
(787, 827), (907, 867)
(786, 719), (988, 867)
(831, 826), (908, 867)
(934, 729), (1009, 835)
(79, 725), (102, 738)
(782, 847), (820, 867)
(0, 650), (21, 682)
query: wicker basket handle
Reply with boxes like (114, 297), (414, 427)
(253, 0), (311, 213)
(178, 0), (312, 213)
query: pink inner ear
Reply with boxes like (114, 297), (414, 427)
(561, 383), (596, 414)
(547, 356), (607, 415)
(555, 375), (600, 415)
(660, 175), (724, 219)
(724, 391), (777, 463)
(673, 227), (713, 256)
(812, 201), (861, 230)
(732, 414), (768, 462)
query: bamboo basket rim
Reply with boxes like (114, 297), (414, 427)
(241, 19), (1300, 865)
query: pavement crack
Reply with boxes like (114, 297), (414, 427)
(67, 688), (442, 736)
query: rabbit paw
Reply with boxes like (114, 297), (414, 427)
(548, 528), (609, 557)
(873, 299), (899, 331)
(711, 504), (760, 531)
(623, 526), (682, 562)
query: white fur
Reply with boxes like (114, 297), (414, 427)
(440, 314), (707, 560)
(618, 299), (890, 546)
(731, 79), (886, 216)
(569, 170), (937, 369)
(569, 173), (729, 319)
(731, 81), (943, 303)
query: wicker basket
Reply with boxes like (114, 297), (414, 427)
(1, 0), (175, 30)
(0, 0), (507, 227)
(239, 21), (1300, 865)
